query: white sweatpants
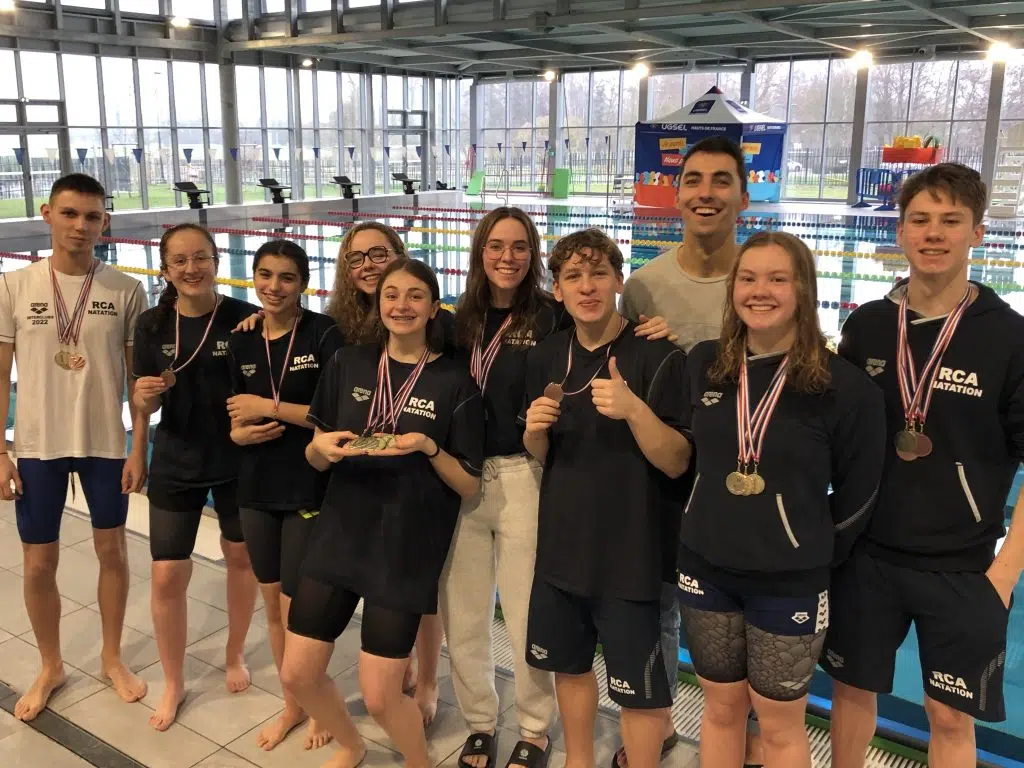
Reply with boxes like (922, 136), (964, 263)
(439, 454), (556, 739)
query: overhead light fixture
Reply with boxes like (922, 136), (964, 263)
(0, 0), (15, 12)
(851, 49), (873, 69)
(860, 23), (872, 28)
(302, 57), (314, 67)
(988, 41), (1016, 61)
(169, 15), (190, 28)
(632, 61), (650, 78)
(543, 69), (556, 82)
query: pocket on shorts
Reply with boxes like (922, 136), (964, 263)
(980, 572), (1013, 616)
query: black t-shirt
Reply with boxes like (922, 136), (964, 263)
(227, 310), (343, 512)
(519, 321), (687, 601)
(304, 343), (484, 614)
(133, 295), (258, 494)
(463, 298), (572, 458)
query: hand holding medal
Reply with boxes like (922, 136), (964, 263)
(893, 288), (971, 461)
(312, 430), (362, 463)
(354, 346), (431, 452)
(726, 353), (789, 496)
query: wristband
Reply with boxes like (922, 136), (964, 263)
(424, 441), (440, 459)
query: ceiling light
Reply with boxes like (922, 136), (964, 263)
(860, 23), (872, 27)
(851, 49), (873, 69)
(988, 41), (1016, 61)
(0, 0), (15, 11)
(544, 69), (556, 82)
(302, 57), (314, 67)
(169, 15), (190, 28)
(632, 61), (650, 78)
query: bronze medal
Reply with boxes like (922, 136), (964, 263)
(726, 471), (750, 496)
(67, 353), (86, 371)
(896, 447), (918, 462)
(914, 431), (933, 458)
(748, 472), (765, 495)
(160, 369), (177, 387)
(54, 349), (70, 369)
(543, 382), (564, 404)
(894, 430), (918, 454)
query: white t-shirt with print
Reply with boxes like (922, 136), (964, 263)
(0, 258), (147, 460)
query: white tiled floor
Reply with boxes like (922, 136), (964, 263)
(0, 501), (702, 768)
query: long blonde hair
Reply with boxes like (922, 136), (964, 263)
(325, 221), (408, 344)
(708, 231), (831, 394)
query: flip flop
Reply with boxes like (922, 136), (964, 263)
(505, 739), (553, 768)
(458, 732), (498, 768)
(610, 731), (679, 768)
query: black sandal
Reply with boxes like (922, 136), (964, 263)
(458, 732), (498, 768)
(505, 739), (553, 768)
(609, 731), (679, 768)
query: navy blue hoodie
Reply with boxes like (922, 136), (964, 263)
(838, 281), (1024, 572)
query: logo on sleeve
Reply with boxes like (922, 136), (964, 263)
(241, 364), (257, 378)
(865, 358), (886, 377)
(290, 353), (319, 371)
(351, 386), (371, 402)
(161, 343), (176, 358)
(88, 300), (118, 317)
(701, 391), (722, 406)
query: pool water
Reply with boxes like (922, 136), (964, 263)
(3, 201), (1021, 762)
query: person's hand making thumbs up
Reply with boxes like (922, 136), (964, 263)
(591, 356), (643, 421)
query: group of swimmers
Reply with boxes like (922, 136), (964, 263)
(0, 134), (1020, 768)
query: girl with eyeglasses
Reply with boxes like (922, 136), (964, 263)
(132, 223), (261, 732)
(442, 208), (675, 768)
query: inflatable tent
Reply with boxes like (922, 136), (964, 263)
(634, 87), (787, 207)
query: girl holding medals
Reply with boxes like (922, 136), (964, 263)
(282, 257), (483, 768)
(675, 231), (885, 768)
(132, 223), (261, 732)
(226, 240), (343, 752)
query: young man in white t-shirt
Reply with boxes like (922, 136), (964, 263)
(0, 174), (150, 721)
(617, 137), (766, 768)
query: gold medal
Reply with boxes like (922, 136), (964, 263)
(54, 349), (70, 369)
(894, 429), (918, 453)
(160, 369), (177, 387)
(726, 471), (750, 496)
(543, 382), (564, 403)
(748, 472), (765, 495)
(349, 434), (396, 451)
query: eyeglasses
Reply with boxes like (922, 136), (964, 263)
(345, 246), (393, 269)
(166, 254), (214, 270)
(484, 240), (532, 259)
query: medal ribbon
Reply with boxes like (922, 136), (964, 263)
(264, 309), (302, 413)
(895, 287), (970, 429)
(470, 312), (514, 393)
(365, 345), (431, 434)
(50, 260), (97, 349)
(736, 353), (789, 468)
(558, 317), (626, 397)
(169, 296), (222, 374)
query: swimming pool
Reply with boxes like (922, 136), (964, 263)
(2, 200), (1021, 763)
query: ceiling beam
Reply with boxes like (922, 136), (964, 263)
(899, 0), (997, 43)
(733, 11), (856, 52)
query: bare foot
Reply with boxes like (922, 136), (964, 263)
(256, 707), (306, 751)
(148, 685), (186, 731)
(402, 649), (418, 694)
(14, 666), (68, 722)
(414, 680), (439, 728)
(225, 660), (251, 693)
(321, 741), (367, 768)
(103, 660), (148, 703)
(304, 717), (333, 750)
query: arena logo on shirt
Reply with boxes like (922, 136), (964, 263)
(161, 343), (176, 358)
(403, 397), (436, 420)
(241, 364), (257, 378)
(213, 340), (229, 357)
(928, 671), (974, 700)
(865, 358), (886, 377)
(88, 300), (118, 317)
(351, 386), (371, 402)
(289, 353), (319, 371)
(700, 391), (722, 406)
(28, 302), (51, 325)
(933, 367), (982, 397)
